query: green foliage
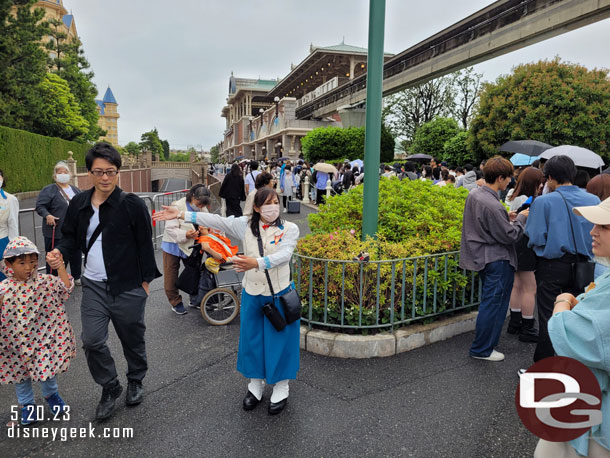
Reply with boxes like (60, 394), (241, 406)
(140, 128), (164, 160)
(411, 117), (460, 157)
(46, 22), (103, 142)
(0, 1), (49, 131)
(167, 152), (190, 162)
(309, 178), (467, 250)
(296, 229), (475, 330)
(210, 145), (219, 163)
(0, 125), (88, 192)
(301, 125), (394, 163)
(124, 141), (140, 156)
(33, 73), (89, 141)
(443, 131), (473, 165)
(161, 139), (170, 160)
(469, 58), (610, 162)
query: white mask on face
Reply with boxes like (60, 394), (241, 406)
(260, 204), (280, 222)
(0, 177), (3, 187)
(55, 173), (71, 184)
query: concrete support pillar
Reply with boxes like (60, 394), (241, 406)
(349, 56), (355, 80)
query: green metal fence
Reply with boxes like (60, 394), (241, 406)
(293, 251), (481, 331)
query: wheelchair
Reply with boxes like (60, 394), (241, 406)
(199, 260), (244, 326)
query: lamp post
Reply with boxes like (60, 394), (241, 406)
(362, 0), (386, 240)
(274, 96), (280, 119)
(259, 107), (264, 124)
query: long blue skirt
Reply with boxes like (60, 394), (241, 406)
(0, 237), (8, 281)
(236, 285), (300, 385)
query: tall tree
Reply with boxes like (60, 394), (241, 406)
(124, 141), (141, 157)
(32, 73), (89, 141)
(469, 59), (610, 161)
(210, 145), (219, 163)
(0, 0), (49, 131)
(450, 67), (483, 129)
(46, 19), (102, 141)
(161, 139), (170, 161)
(382, 75), (454, 150)
(140, 128), (164, 160)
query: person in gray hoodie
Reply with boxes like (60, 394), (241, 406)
(460, 164), (478, 191)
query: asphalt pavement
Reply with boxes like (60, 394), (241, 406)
(0, 196), (539, 458)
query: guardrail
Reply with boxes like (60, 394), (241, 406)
(293, 251), (481, 331)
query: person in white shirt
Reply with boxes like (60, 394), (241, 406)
(154, 188), (300, 415)
(0, 168), (19, 282)
(244, 161), (261, 195)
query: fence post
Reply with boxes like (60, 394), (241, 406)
(221, 198), (226, 217)
(326, 177), (332, 198)
(66, 151), (77, 186)
(303, 176), (310, 204)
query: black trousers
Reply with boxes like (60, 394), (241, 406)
(315, 189), (325, 205)
(81, 277), (148, 386)
(534, 256), (584, 362)
(44, 236), (82, 279)
(225, 198), (243, 217)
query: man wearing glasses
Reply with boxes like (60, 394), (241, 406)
(48, 143), (161, 420)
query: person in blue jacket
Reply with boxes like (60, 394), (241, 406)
(534, 196), (610, 457)
(524, 156), (599, 362)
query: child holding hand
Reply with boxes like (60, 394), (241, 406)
(0, 237), (75, 425)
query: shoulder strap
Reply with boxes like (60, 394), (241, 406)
(556, 190), (578, 255)
(56, 183), (72, 203)
(84, 192), (127, 266)
(256, 233), (276, 297)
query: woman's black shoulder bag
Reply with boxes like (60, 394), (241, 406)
(256, 233), (302, 326)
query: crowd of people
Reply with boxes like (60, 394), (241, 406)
(4, 144), (610, 454)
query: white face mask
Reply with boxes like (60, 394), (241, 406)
(260, 204), (280, 222)
(55, 173), (71, 184)
(0, 177), (3, 187)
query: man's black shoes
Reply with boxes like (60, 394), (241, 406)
(242, 391), (261, 411)
(95, 379), (123, 420)
(126, 379), (144, 406)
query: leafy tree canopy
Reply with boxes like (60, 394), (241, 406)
(468, 58), (610, 162)
(140, 128), (165, 160)
(411, 117), (461, 158)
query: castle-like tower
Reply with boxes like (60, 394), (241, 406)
(96, 87), (120, 146)
(35, 0), (78, 42)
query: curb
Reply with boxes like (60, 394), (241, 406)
(300, 311), (478, 358)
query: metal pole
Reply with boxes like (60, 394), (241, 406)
(362, 0), (386, 239)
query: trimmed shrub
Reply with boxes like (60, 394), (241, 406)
(298, 179), (475, 331)
(308, 178), (467, 250)
(0, 125), (89, 192)
(301, 125), (395, 164)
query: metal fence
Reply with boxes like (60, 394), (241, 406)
(293, 251), (482, 331)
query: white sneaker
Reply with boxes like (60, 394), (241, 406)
(283, 208), (287, 213)
(470, 350), (505, 361)
(75, 279), (82, 286)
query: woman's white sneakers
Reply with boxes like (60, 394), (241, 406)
(471, 350), (505, 361)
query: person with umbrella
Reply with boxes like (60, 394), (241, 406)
(313, 162), (336, 206)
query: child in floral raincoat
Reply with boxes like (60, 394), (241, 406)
(0, 237), (75, 425)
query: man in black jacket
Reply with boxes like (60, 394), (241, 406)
(48, 143), (161, 421)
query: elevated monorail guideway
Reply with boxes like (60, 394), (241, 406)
(296, 0), (610, 120)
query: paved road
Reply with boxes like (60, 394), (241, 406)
(0, 200), (539, 457)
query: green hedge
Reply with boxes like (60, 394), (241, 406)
(0, 125), (89, 193)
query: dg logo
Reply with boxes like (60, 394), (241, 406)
(516, 356), (602, 441)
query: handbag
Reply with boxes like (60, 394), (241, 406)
(176, 263), (201, 295)
(256, 233), (302, 325)
(557, 190), (595, 291)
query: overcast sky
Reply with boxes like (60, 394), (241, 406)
(69, 0), (610, 150)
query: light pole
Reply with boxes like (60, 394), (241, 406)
(274, 96), (280, 119)
(362, 0), (386, 240)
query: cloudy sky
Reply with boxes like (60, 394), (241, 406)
(69, 0), (610, 150)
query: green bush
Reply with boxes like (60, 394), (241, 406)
(0, 125), (89, 192)
(295, 231), (476, 331)
(308, 179), (467, 250)
(299, 179), (475, 331)
(301, 125), (395, 164)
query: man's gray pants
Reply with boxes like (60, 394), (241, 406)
(81, 277), (148, 386)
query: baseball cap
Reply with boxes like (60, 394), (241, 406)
(573, 197), (610, 225)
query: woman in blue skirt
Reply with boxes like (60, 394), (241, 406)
(0, 169), (19, 281)
(154, 187), (300, 415)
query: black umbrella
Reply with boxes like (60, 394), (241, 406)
(234, 155), (246, 160)
(405, 153), (432, 162)
(498, 140), (553, 157)
(277, 157), (290, 161)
